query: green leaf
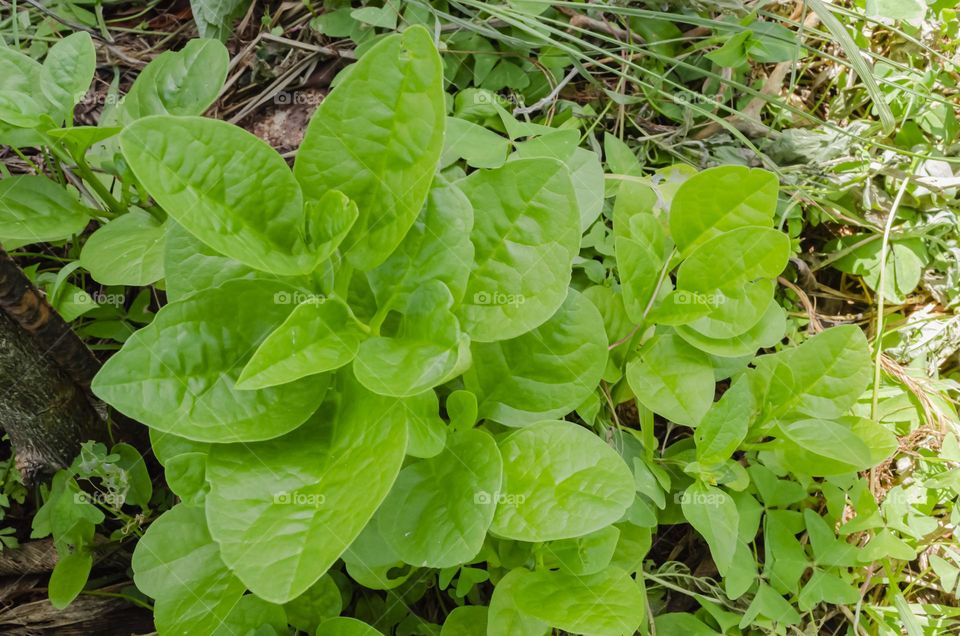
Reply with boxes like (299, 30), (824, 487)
(41, 32), (96, 121)
(513, 129), (604, 231)
(490, 420), (634, 541)
(132, 504), (245, 635)
(763, 325), (872, 421)
(163, 221), (259, 302)
(304, 189), (359, 262)
(487, 569), (549, 636)
(368, 178), (474, 309)
(354, 281), (470, 397)
(204, 376), (407, 602)
(695, 375), (756, 464)
(119, 39), (229, 121)
(739, 583), (801, 628)
(614, 182), (669, 323)
(48, 550), (92, 609)
(92, 280), (329, 442)
(675, 299), (786, 357)
(0, 176), (89, 242)
(284, 576), (342, 634)
(458, 158), (580, 342)
(683, 279), (776, 340)
(510, 567), (645, 636)
(775, 419), (875, 475)
(677, 226), (789, 293)
(465, 289), (607, 426)
(79, 209), (165, 286)
(442, 606), (489, 636)
(120, 115), (323, 276)
(213, 595), (287, 636)
(190, 0), (251, 40)
(545, 526), (621, 576)
(669, 166), (778, 256)
(378, 429), (502, 567)
(294, 27), (444, 269)
(442, 116), (510, 169)
(318, 617), (386, 636)
(237, 298), (365, 390)
(680, 483), (740, 575)
(626, 331), (715, 426)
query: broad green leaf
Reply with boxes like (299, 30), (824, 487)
(284, 576), (342, 634)
(776, 419), (874, 474)
(304, 189), (359, 262)
(354, 281), (470, 397)
(121, 115), (323, 276)
(545, 526), (621, 576)
(41, 32), (96, 121)
(465, 289), (607, 426)
(163, 221), (259, 302)
(675, 299), (786, 357)
(132, 504), (245, 635)
(798, 569), (858, 610)
(191, 0), (251, 40)
(487, 569), (549, 636)
(48, 550), (92, 609)
(378, 429), (502, 567)
(0, 47), (47, 131)
(615, 183), (669, 323)
(79, 209), (165, 286)
(47, 126), (122, 156)
(404, 389), (447, 458)
(342, 522), (413, 591)
(510, 567), (645, 636)
(866, 0), (926, 25)
(368, 179), (474, 309)
(119, 39), (229, 121)
(763, 325), (872, 421)
(237, 298), (365, 390)
(831, 235), (926, 304)
(204, 376), (407, 602)
(0, 176), (89, 242)
(442, 116), (510, 169)
(92, 280), (329, 442)
(695, 376), (756, 464)
(442, 606), (488, 636)
(513, 129), (604, 231)
(294, 27), (445, 269)
(458, 158), (580, 342)
(318, 617), (386, 636)
(680, 483), (739, 575)
(763, 510), (808, 595)
(683, 279), (776, 340)
(677, 226), (789, 293)
(669, 166), (778, 256)
(740, 583), (801, 628)
(212, 595), (287, 636)
(490, 420), (634, 541)
(626, 331), (715, 426)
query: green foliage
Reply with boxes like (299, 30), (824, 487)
(2, 12), (957, 636)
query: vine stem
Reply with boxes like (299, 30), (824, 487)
(869, 161), (916, 489)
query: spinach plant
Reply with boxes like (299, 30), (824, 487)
(1, 24), (902, 636)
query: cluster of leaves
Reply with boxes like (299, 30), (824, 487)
(2, 8), (959, 635)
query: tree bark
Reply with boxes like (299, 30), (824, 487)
(0, 248), (102, 483)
